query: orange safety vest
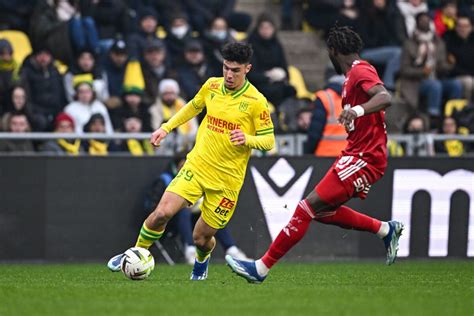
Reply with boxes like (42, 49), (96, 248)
(314, 88), (348, 156)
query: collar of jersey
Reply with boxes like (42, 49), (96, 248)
(221, 79), (250, 99)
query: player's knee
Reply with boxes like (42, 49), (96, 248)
(149, 209), (171, 226)
(305, 191), (337, 214)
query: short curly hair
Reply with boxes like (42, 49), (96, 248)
(221, 42), (253, 64)
(326, 25), (363, 55)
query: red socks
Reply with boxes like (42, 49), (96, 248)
(315, 205), (381, 234)
(261, 200), (315, 269)
(260, 203), (382, 269)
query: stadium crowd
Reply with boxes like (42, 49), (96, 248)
(0, 0), (472, 156)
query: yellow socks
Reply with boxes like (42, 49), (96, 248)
(135, 223), (164, 249)
(195, 237), (216, 262)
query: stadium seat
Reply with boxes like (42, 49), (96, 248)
(444, 99), (468, 117)
(288, 65), (315, 100)
(54, 60), (69, 75)
(0, 30), (32, 65)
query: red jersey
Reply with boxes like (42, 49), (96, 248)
(341, 60), (387, 171)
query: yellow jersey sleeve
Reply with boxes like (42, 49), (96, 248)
(245, 98), (275, 151)
(161, 79), (208, 133)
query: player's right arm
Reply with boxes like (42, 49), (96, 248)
(150, 80), (209, 147)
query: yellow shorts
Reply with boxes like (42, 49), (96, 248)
(165, 161), (240, 229)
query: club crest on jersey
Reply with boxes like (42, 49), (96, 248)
(239, 101), (249, 112)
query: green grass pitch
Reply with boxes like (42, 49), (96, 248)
(0, 261), (472, 316)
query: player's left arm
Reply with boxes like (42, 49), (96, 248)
(338, 84), (392, 127)
(230, 100), (275, 151)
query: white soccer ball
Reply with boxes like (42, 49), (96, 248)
(120, 247), (155, 280)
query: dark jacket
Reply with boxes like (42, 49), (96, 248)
(20, 55), (67, 126)
(111, 101), (152, 132)
(81, 0), (130, 39)
(177, 61), (215, 100)
(399, 35), (453, 108)
(104, 56), (127, 97)
(164, 32), (194, 67)
(443, 30), (474, 77)
(127, 30), (159, 60)
(247, 32), (289, 87)
(360, 3), (406, 48)
(29, 0), (74, 65)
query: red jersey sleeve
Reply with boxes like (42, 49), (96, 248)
(353, 63), (383, 93)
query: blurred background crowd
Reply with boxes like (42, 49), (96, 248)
(0, 0), (472, 156)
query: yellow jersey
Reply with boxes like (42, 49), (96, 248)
(162, 77), (274, 190)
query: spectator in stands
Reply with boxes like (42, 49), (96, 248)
(433, 0), (458, 37)
(29, 0), (100, 65)
(304, 0), (342, 34)
(64, 50), (109, 103)
(247, 13), (295, 108)
(360, 0), (406, 91)
(103, 39), (129, 110)
(202, 17), (236, 74)
(40, 112), (83, 155)
(64, 81), (113, 134)
(181, 0), (251, 33)
(111, 87), (152, 132)
(305, 74), (348, 155)
(444, 15), (474, 102)
(80, 0), (130, 54)
(397, 0), (429, 38)
(149, 79), (198, 151)
(82, 113), (109, 155)
(0, 39), (19, 114)
(112, 114), (154, 155)
(177, 40), (217, 102)
(399, 12), (462, 122)
(403, 113), (434, 155)
(141, 39), (173, 105)
(127, 6), (160, 60)
(20, 48), (66, 130)
(1, 85), (45, 132)
(165, 13), (194, 67)
(0, 0), (35, 32)
(0, 112), (34, 152)
(435, 116), (466, 155)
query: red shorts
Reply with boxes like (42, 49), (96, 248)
(315, 155), (384, 206)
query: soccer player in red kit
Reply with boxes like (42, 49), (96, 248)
(226, 25), (404, 283)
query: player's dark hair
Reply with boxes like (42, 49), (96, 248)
(221, 42), (253, 64)
(326, 24), (363, 55)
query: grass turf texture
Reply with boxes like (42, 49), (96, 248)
(0, 261), (472, 316)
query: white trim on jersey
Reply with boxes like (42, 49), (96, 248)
(338, 159), (367, 181)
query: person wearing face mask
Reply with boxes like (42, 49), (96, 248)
(399, 12), (462, 125)
(165, 13), (193, 67)
(202, 17), (236, 74)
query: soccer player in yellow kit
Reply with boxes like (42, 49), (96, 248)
(107, 42), (275, 280)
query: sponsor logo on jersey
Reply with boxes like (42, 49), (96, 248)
(214, 197), (236, 217)
(206, 115), (242, 134)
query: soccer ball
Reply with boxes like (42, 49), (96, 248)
(120, 247), (155, 280)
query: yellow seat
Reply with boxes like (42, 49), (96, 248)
(288, 65), (315, 100)
(444, 99), (468, 117)
(234, 32), (247, 41)
(0, 30), (32, 65)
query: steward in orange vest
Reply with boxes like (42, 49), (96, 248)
(305, 78), (348, 156)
